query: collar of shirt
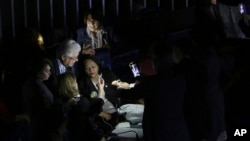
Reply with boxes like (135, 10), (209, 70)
(57, 59), (66, 74)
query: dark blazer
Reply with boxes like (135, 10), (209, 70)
(22, 76), (57, 141)
(76, 27), (114, 70)
(78, 69), (120, 108)
(76, 26), (114, 48)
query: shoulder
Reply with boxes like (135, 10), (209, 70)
(77, 27), (87, 34)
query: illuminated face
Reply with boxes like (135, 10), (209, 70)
(84, 59), (99, 79)
(86, 14), (100, 32)
(37, 64), (51, 81)
(62, 51), (79, 67)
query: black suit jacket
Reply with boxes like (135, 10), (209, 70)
(78, 69), (120, 108)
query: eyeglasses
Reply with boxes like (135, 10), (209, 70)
(67, 56), (78, 61)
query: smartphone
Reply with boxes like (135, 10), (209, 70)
(129, 62), (140, 78)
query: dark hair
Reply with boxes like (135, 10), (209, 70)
(83, 8), (103, 25)
(31, 57), (53, 75)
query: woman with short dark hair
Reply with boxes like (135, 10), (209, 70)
(76, 8), (114, 70)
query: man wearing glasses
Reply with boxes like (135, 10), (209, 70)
(45, 39), (81, 93)
(54, 39), (81, 75)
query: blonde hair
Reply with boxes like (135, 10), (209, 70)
(57, 72), (79, 100)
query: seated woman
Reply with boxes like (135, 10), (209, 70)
(55, 72), (105, 141)
(21, 57), (55, 141)
(76, 8), (114, 70)
(77, 56), (133, 134)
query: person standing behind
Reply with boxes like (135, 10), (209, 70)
(127, 41), (191, 141)
(172, 37), (207, 141)
(76, 8), (114, 70)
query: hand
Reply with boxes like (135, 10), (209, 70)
(98, 77), (105, 89)
(81, 46), (95, 55)
(83, 43), (91, 49)
(111, 80), (130, 89)
(99, 111), (112, 121)
(98, 77), (105, 99)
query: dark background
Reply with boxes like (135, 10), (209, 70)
(0, 0), (196, 49)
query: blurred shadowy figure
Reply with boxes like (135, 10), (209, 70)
(128, 40), (191, 141)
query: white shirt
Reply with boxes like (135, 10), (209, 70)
(57, 59), (66, 74)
